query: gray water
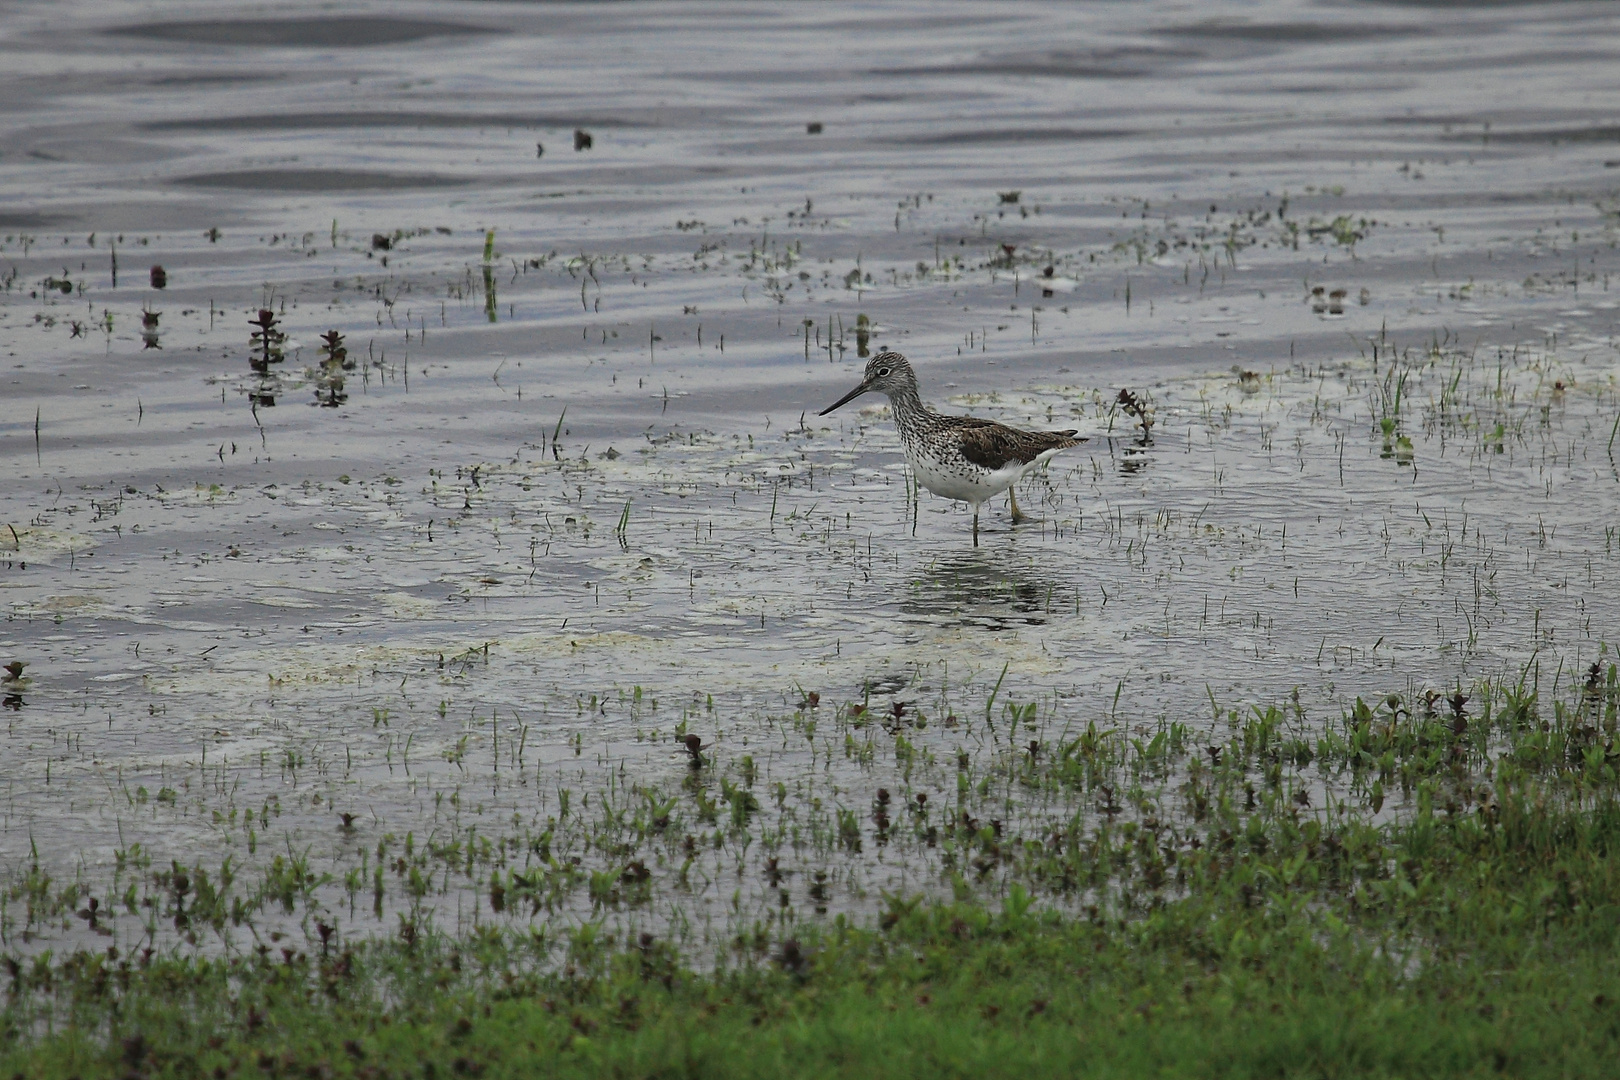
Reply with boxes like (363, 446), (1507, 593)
(1, 0), (1618, 955)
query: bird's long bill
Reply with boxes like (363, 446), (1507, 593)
(819, 379), (873, 416)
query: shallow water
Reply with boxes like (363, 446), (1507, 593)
(1, 0), (1618, 953)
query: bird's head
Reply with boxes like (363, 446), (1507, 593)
(819, 350), (917, 415)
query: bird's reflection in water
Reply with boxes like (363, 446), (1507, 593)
(901, 549), (1052, 631)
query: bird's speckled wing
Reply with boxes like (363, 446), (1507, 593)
(947, 416), (1085, 470)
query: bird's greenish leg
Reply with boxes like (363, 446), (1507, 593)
(1008, 485), (1025, 524)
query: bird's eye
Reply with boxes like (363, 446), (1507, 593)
(877, 367), (891, 377)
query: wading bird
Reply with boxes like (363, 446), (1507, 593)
(820, 350), (1085, 544)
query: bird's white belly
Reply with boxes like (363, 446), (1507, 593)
(908, 452), (1027, 506)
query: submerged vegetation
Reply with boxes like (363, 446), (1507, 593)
(5, 668), (1620, 1076)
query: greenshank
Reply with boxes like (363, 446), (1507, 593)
(820, 350), (1085, 543)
